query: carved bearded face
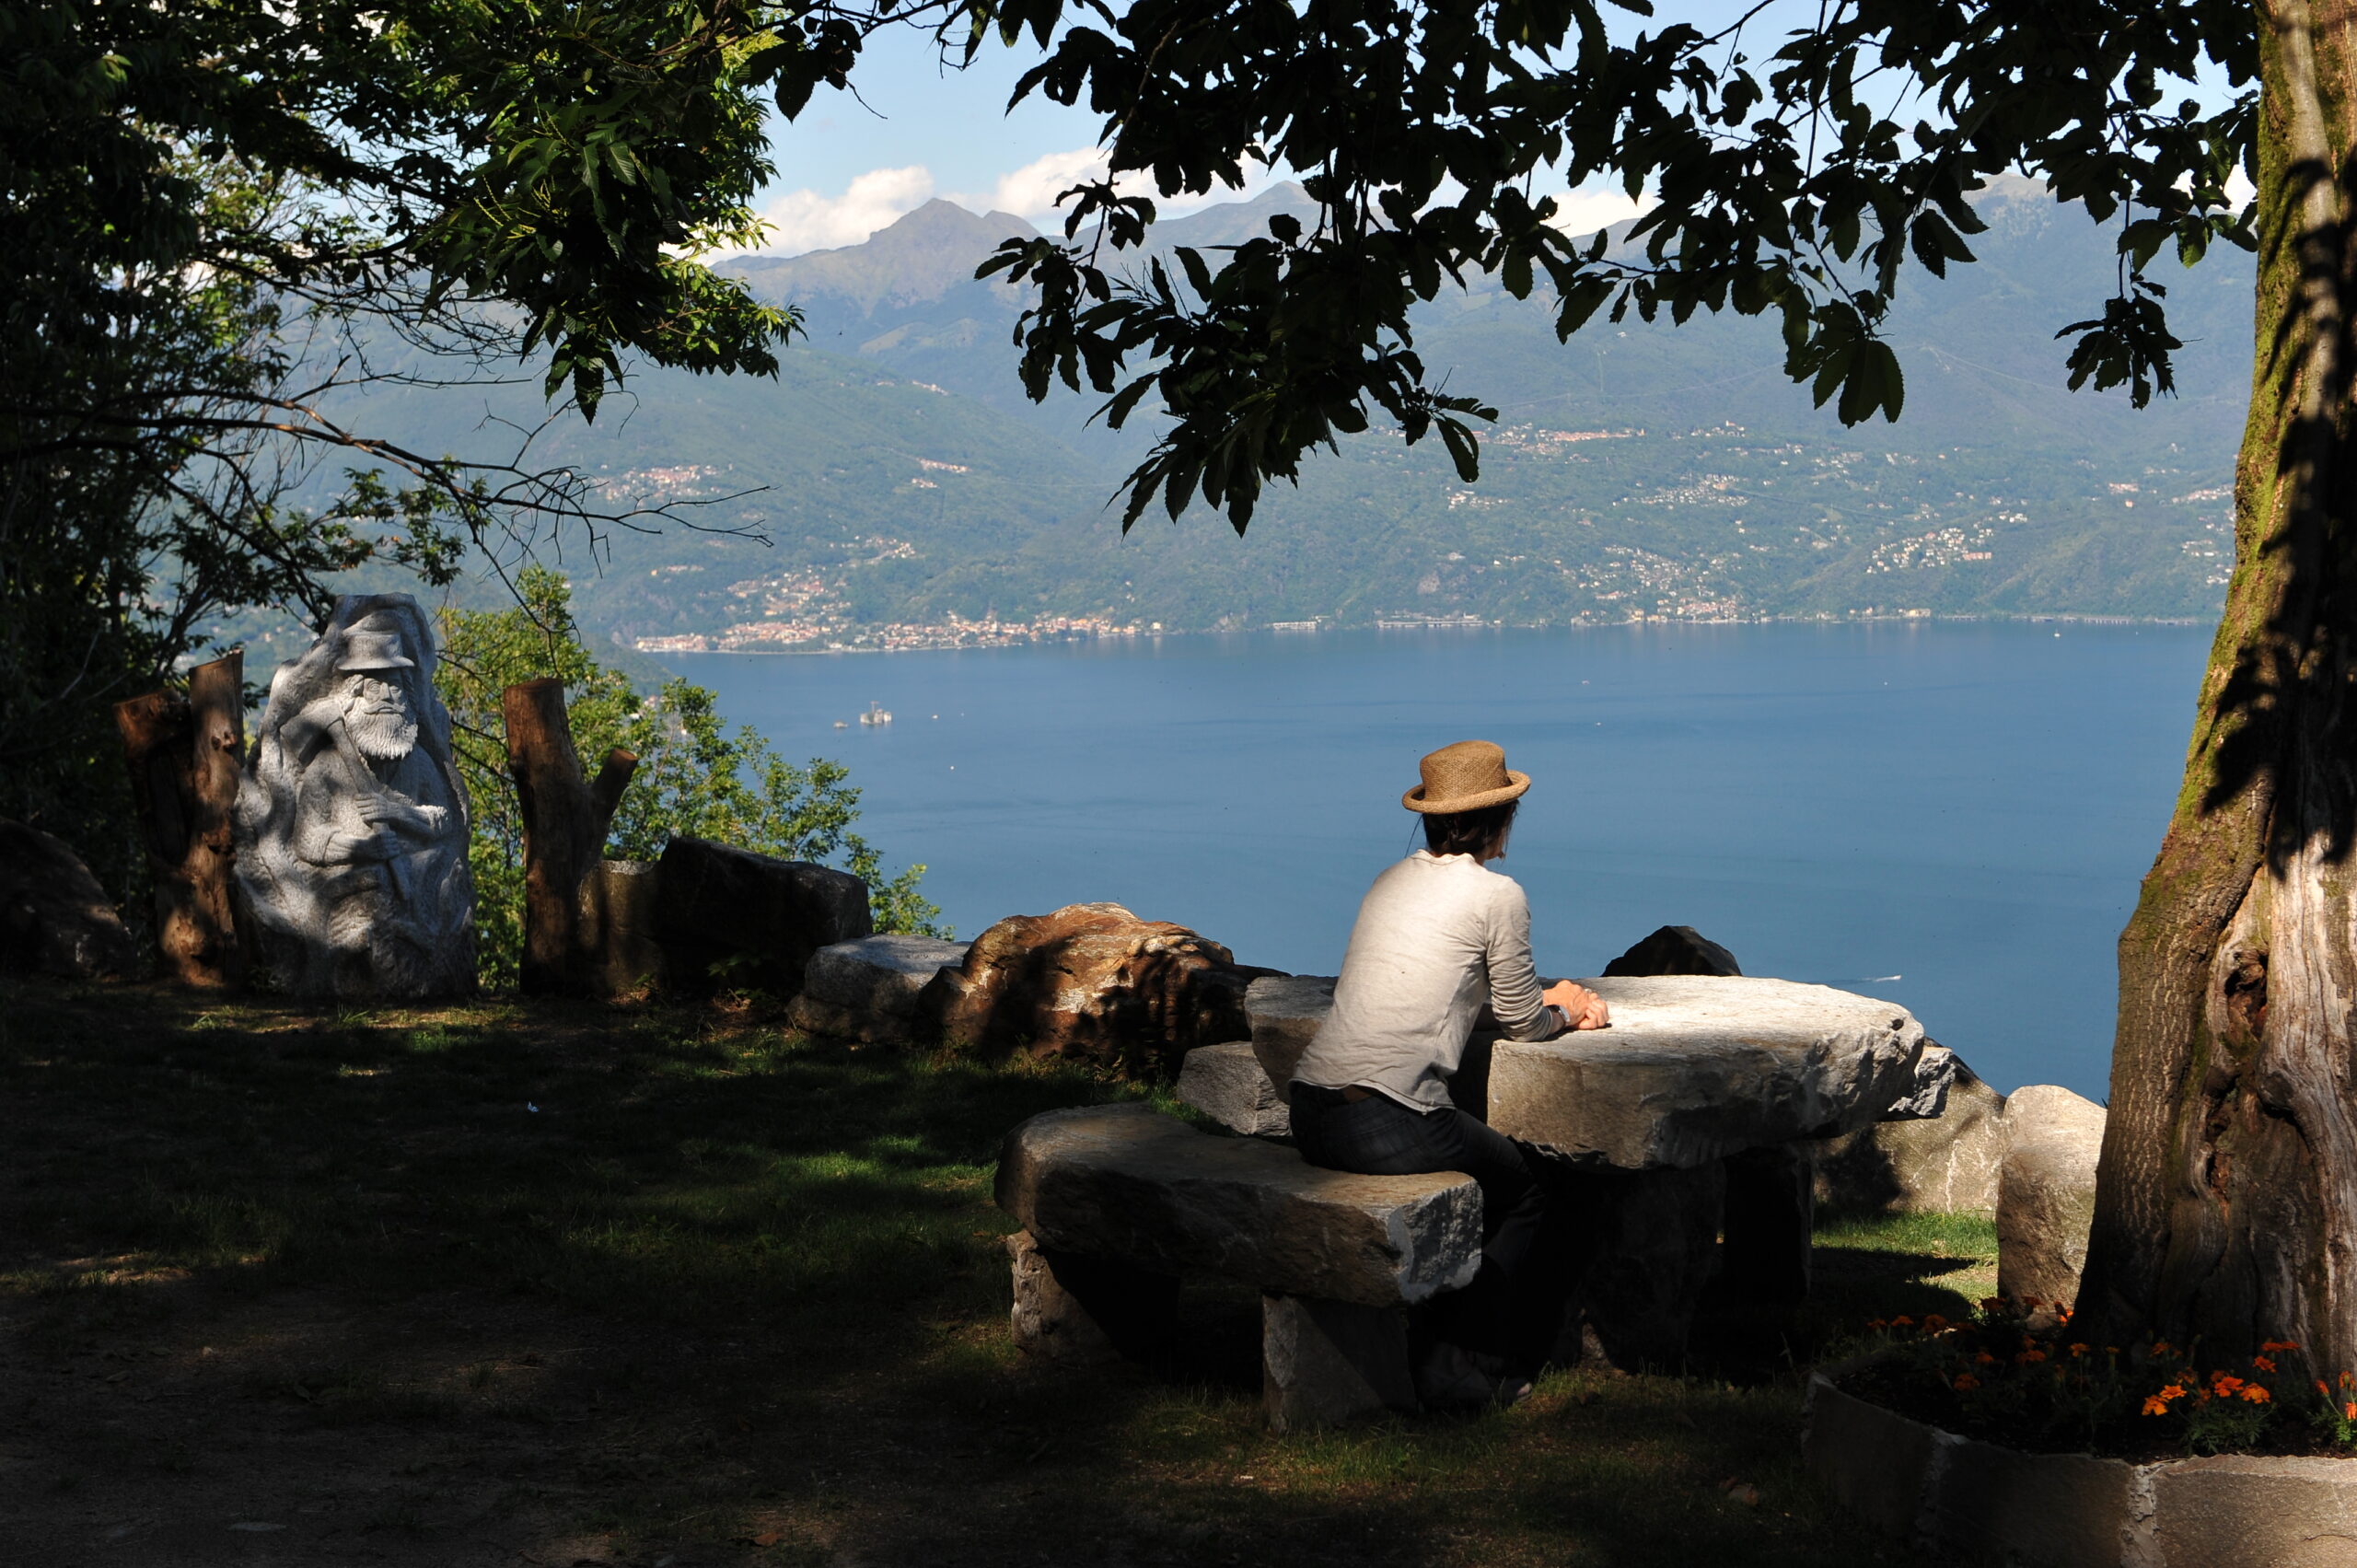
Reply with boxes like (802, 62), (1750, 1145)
(344, 674), (420, 761)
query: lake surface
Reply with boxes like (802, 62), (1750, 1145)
(674, 621), (2216, 1099)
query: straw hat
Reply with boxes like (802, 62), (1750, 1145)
(1402, 739), (1530, 814)
(336, 612), (416, 673)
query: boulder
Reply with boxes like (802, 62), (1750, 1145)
(1882, 1039), (1960, 1121)
(1486, 976), (1925, 1168)
(1996, 1084), (2107, 1310)
(1602, 924), (1742, 978)
(1176, 1041), (1292, 1137)
(995, 1103), (1482, 1307)
(923, 902), (1271, 1076)
(1815, 1048), (2009, 1214)
(0, 819), (135, 980)
(1245, 973), (1338, 1088)
(653, 837), (871, 996)
(786, 933), (969, 1044)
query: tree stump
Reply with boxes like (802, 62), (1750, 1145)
(502, 678), (637, 996)
(112, 652), (247, 986)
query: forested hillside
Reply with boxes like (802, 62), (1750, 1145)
(284, 179), (2254, 656)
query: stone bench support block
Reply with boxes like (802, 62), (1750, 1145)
(1004, 1229), (1175, 1364)
(1262, 1295), (1415, 1433)
(996, 1104), (1481, 1307)
(1488, 975), (1926, 1169)
(1176, 1041), (1292, 1138)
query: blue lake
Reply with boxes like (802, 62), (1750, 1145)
(673, 621), (2215, 1100)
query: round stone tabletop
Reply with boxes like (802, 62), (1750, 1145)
(1484, 975), (1926, 1169)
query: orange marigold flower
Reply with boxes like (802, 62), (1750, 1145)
(2243, 1385), (2271, 1404)
(1866, 1318), (1888, 1332)
(2153, 1342), (2176, 1356)
(1923, 1314), (1950, 1332)
(2255, 1356), (2279, 1373)
(2342, 1400), (2355, 1422)
(1891, 1316), (1915, 1329)
(1954, 1373), (1980, 1391)
(2261, 1340), (2300, 1354)
(1975, 1351), (1997, 1366)
(2339, 1371), (2352, 1391)
(2017, 1349), (2049, 1365)
(2212, 1373), (2246, 1396)
(2142, 1395), (2173, 1417)
(2069, 1343), (2090, 1358)
(2320, 1380), (2335, 1398)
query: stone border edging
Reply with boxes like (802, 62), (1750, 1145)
(1802, 1358), (2357, 1567)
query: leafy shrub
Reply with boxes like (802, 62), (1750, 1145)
(435, 568), (945, 987)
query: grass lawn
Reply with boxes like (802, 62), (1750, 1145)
(0, 980), (1997, 1566)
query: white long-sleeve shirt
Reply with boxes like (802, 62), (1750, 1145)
(1291, 850), (1563, 1111)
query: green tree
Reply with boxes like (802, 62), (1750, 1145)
(435, 568), (945, 989)
(2, 0), (819, 884)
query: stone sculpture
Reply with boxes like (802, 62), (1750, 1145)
(233, 594), (474, 997)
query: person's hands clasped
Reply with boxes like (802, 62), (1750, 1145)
(1542, 979), (1609, 1031)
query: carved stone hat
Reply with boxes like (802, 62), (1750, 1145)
(1402, 739), (1530, 814)
(336, 612), (416, 672)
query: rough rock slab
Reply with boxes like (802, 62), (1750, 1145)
(1262, 1295), (1414, 1433)
(1816, 1049), (2008, 1214)
(1177, 1041), (1292, 1138)
(1602, 924), (1742, 978)
(1997, 1084), (2107, 1310)
(654, 837), (871, 996)
(2153, 1454), (2357, 1568)
(925, 903), (1271, 1076)
(995, 1103), (1481, 1307)
(787, 934), (970, 1042)
(1486, 975), (1925, 1169)
(0, 819), (135, 980)
(1246, 974), (1337, 1089)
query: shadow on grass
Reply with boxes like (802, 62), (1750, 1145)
(0, 980), (1925, 1567)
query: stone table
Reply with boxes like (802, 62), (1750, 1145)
(1236, 971), (1928, 1366)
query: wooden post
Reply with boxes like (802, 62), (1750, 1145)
(503, 678), (637, 995)
(112, 651), (247, 986)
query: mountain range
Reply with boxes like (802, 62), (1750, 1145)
(273, 179), (2258, 660)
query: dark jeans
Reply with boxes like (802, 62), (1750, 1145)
(1289, 1082), (1573, 1375)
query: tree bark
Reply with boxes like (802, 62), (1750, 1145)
(503, 677), (637, 996)
(111, 652), (247, 986)
(2077, 0), (2357, 1371)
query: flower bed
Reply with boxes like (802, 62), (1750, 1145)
(1805, 1305), (2357, 1568)
(1840, 1297), (2355, 1460)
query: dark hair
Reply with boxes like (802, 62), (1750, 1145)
(1422, 799), (1517, 860)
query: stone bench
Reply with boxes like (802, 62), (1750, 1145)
(994, 1103), (1482, 1430)
(1178, 971), (1930, 1366)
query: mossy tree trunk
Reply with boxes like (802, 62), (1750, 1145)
(2078, 0), (2357, 1369)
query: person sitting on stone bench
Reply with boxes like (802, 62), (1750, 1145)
(1288, 739), (1609, 1407)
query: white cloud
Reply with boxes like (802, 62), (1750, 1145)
(735, 165), (937, 257)
(956, 145), (1282, 224)
(1548, 184), (1655, 238)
